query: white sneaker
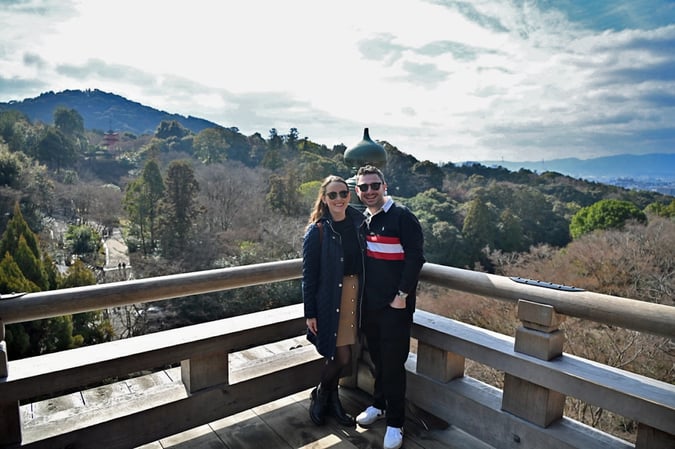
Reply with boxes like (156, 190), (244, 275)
(383, 426), (404, 449)
(355, 406), (385, 426)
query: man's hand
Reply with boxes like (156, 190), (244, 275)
(390, 294), (406, 309)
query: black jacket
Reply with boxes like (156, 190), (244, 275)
(302, 206), (366, 358)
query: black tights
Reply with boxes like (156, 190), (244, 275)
(320, 345), (352, 391)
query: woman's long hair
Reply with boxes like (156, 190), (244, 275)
(306, 175), (349, 228)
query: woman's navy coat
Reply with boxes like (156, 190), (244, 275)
(302, 206), (365, 359)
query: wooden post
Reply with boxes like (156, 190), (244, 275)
(181, 351), (229, 393)
(635, 423), (675, 449)
(501, 300), (566, 427)
(1, 319), (23, 446)
(416, 341), (465, 382)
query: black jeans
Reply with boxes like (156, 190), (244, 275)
(362, 305), (412, 428)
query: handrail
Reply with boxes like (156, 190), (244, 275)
(419, 264), (675, 339)
(0, 259), (303, 324)
(1, 261), (673, 338)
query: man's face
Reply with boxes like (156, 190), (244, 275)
(356, 173), (386, 210)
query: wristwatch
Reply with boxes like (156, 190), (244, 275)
(397, 290), (408, 300)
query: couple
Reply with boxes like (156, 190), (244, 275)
(302, 165), (425, 449)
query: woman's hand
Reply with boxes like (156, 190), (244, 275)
(306, 317), (318, 335)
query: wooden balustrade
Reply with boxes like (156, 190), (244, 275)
(0, 261), (674, 448)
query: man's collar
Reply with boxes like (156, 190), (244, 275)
(364, 196), (393, 217)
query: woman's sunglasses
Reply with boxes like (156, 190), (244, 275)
(326, 190), (349, 200)
(356, 182), (382, 192)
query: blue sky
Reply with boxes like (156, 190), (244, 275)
(1, 0), (674, 163)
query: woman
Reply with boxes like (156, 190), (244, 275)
(302, 175), (365, 427)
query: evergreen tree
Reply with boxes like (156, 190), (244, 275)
(159, 160), (200, 258)
(0, 252), (38, 293)
(123, 159), (165, 254)
(462, 197), (498, 267)
(0, 203), (48, 290)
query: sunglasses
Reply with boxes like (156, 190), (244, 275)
(326, 190), (349, 200)
(356, 182), (382, 192)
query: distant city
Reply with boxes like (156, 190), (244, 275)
(475, 154), (675, 195)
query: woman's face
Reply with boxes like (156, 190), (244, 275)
(323, 181), (350, 218)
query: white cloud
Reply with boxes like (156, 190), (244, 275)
(1, 0), (674, 163)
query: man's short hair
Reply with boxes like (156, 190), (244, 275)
(356, 165), (385, 183)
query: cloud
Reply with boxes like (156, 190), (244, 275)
(1, 0), (675, 163)
(357, 34), (407, 66)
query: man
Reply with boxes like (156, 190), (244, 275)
(354, 165), (425, 449)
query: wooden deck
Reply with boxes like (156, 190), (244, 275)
(19, 335), (491, 449)
(135, 385), (492, 449)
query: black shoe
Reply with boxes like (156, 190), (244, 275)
(327, 389), (355, 427)
(309, 385), (329, 425)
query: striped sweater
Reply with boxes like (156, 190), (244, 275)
(362, 198), (425, 312)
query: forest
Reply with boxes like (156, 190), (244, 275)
(1, 106), (673, 441)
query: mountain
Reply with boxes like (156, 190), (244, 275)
(3, 89), (673, 187)
(0, 89), (221, 135)
(476, 153), (675, 183)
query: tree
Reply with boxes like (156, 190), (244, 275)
(36, 127), (77, 171)
(570, 199), (647, 239)
(54, 107), (84, 137)
(285, 127), (299, 151)
(412, 160), (444, 192)
(462, 197), (498, 268)
(0, 203), (48, 290)
(462, 198), (497, 250)
(123, 159), (165, 254)
(267, 170), (302, 216)
(0, 252), (39, 293)
(0, 204), (90, 359)
(141, 159), (165, 248)
(193, 128), (229, 165)
(496, 208), (525, 253)
(0, 110), (40, 156)
(65, 224), (101, 257)
(154, 120), (193, 154)
(645, 199), (675, 218)
(61, 260), (113, 347)
(197, 162), (254, 232)
(262, 147), (283, 170)
(159, 160), (200, 259)
(268, 128), (282, 149)
(155, 120), (190, 140)
(124, 179), (149, 254)
(0, 143), (54, 232)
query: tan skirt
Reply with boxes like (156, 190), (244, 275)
(336, 275), (358, 347)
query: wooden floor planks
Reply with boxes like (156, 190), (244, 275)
(20, 335), (492, 449)
(138, 386), (492, 449)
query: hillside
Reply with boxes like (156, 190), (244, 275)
(3, 89), (674, 187)
(0, 89), (220, 135)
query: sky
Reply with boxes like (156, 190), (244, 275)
(1, 0), (675, 164)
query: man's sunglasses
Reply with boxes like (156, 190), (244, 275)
(326, 190), (349, 200)
(356, 182), (382, 192)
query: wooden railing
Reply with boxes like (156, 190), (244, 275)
(1, 261), (674, 448)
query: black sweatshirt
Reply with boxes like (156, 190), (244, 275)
(361, 198), (425, 312)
